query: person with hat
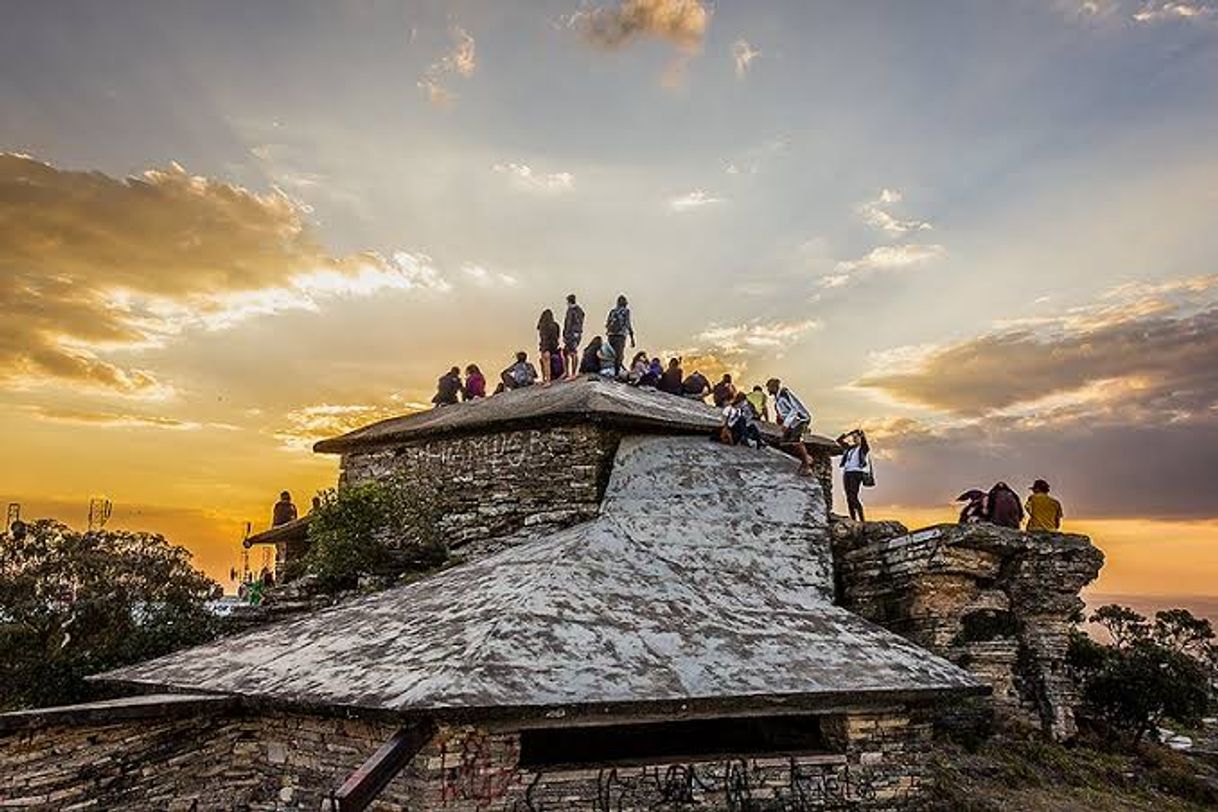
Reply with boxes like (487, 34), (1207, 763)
(1025, 479), (1064, 532)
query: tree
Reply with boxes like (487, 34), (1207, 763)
(305, 476), (446, 590)
(1070, 604), (1213, 746)
(0, 520), (218, 710)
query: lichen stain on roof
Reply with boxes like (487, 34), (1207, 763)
(313, 376), (839, 454)
(101, 436), (980, 714)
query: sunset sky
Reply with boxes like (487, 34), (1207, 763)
(3, 0), (1217, 609)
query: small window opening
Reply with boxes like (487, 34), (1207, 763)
(519, 714), (832, 770)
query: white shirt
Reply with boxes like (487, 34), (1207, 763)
(843, 445), (868, 473)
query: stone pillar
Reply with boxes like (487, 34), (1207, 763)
(822, 709), (932, 807)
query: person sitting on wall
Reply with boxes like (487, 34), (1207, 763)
(767, 377), (815, 477)
(746, 385), (770, 422)
(957, 489), (987, 524)
(432, 366), (462, 407)
(597, 337), (618, 377)
(462, 364), (486, 400)
(658, 358), (683, 395)
(579, 337), (603, 375)
(681, 369), (712, 401)
(722, 392), (763, 448)
(986, 482), (1024, 529)
(837, 429), (871, 523)
(501, 351), (539, 390)
(272, 491), (297, 527)
(1025, 479), (1064, 532)
(712, 373), (737, 408)
(562, 294), (585, 380)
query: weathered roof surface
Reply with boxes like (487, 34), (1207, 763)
(243, 515), (311, 548)
(0, 694), (235, 734)
(314, 376), (839, 454)
(101, 436), (981, 716)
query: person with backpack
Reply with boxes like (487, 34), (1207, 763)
(432, 367), (462, 407)
(986, 482), (1024, 529)
(722, 391), (763, 448)
(537, 309), (561, 384)
(766, 377), (814, 476)
(837, 429), (871, 522)
(605, 295), (635, 376)
(500, 351), (538, 390)
(562, 294), (585, 379)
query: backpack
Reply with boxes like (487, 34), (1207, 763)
(606, 307), (628, 335)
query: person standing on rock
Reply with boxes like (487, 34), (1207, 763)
(1025, 479), (1064, 532)
(837, 429), (871, 523)
(986, 482), (1024, 528)
(767, 378), (814, 476)
(562, 294), (585, 379)
(605, 295), (635, 376)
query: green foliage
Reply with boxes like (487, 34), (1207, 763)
(1070, 604), (1214, 746)
(305, 476), (446, 590)
(0, 520), (219, 711)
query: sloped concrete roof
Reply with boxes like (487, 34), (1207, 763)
(314, 376), (839, 454)
(101, 436), (981, 717)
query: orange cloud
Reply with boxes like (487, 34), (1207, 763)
(575, 0), (710, 52)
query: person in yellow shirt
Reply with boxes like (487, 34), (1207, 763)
(1025, 479), (1063, 532)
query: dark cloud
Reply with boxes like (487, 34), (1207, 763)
(575, 0), (710, 51)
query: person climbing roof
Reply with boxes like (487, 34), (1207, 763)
(1025, 479), (1064, 532)
(766, 377), (814, 476)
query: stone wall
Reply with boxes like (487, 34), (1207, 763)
(340, 424), (622, 546)
(832, 521), (1104, 740)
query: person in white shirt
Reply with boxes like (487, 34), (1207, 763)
(837, 429), (871, 522)
(766, 378), (814, 476)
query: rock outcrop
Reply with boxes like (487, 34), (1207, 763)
(832, 520), (1104, 740)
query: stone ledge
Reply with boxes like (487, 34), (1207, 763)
(0, 694), (236, 735)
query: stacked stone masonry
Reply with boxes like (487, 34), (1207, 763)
(832, 521), (1104, 740)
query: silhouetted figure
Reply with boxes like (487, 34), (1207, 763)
(681, 370), (711, 401)
(463, 364), (486, 400)
(260, 567), (275, 589)
(562, 294), (585, 379)
(311, 496), (322, 513)
(605, 295), (634, 376)
(1025, 479), (1064, 531)
(767, 378), (814, 476)
(537, 309), (561, 384)
(837, 429), (871, 522)
(957, 490), (987, 524)
(272, 491), (297, 527)
(501, 351), (538, 390)
(432, 367), (462, 407)
(712, 374), (737, 408)
(659, 358), (683, 395)
(986, 482), (1024, 529)
(579, 337), (603, 375)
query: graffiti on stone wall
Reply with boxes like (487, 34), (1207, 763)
(439, 731), (523, 806)
(506, 758), (881, 812)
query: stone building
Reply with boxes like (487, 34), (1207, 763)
(0, 391), (989, 811)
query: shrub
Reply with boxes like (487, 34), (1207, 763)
(305, 476), (446, 590)
(0, 520), (218, 710)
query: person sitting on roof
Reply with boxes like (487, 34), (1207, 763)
(1025, 479), (1064, 532)
(597, 337), (618, 377)
(272, 491), (297, 527)
(432, 366), (462, 407)
(986, 481), (1024, 529)
(462, 364), (486, 400)
(746, 385), (770, 422)
(627, 351), (650, 385)
(537, 308), (561, 385)
(659, 357), (683, 395)
(956, 489), (987, 524)
(579, 337), (603, 375)
(712, 373), (737, 408)
(501, 351), (538, 390)
(681, 369), (712, 401)
(722, 391), (763, 448)
(767, 378), (815, 477)
(645, 357), (664, 387)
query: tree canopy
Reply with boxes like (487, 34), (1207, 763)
(0, 519), (218, 710)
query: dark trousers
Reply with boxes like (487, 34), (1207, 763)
(608, 334), (627, 375)
(844, 471), (866, 521)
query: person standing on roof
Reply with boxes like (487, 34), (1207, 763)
(432, 366), (462, 407)
(562, 294), (585, 380)
(605, 295), (634, 376)
(986, 482), (1024, 528)
(712, 374), (737, 408)
(272, 491), (297, 527)
(766, 378), (815, 476)
(1025, 479), (1064, 532)
(837, 429), (871, 522)
(537, 309), (561, 385)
